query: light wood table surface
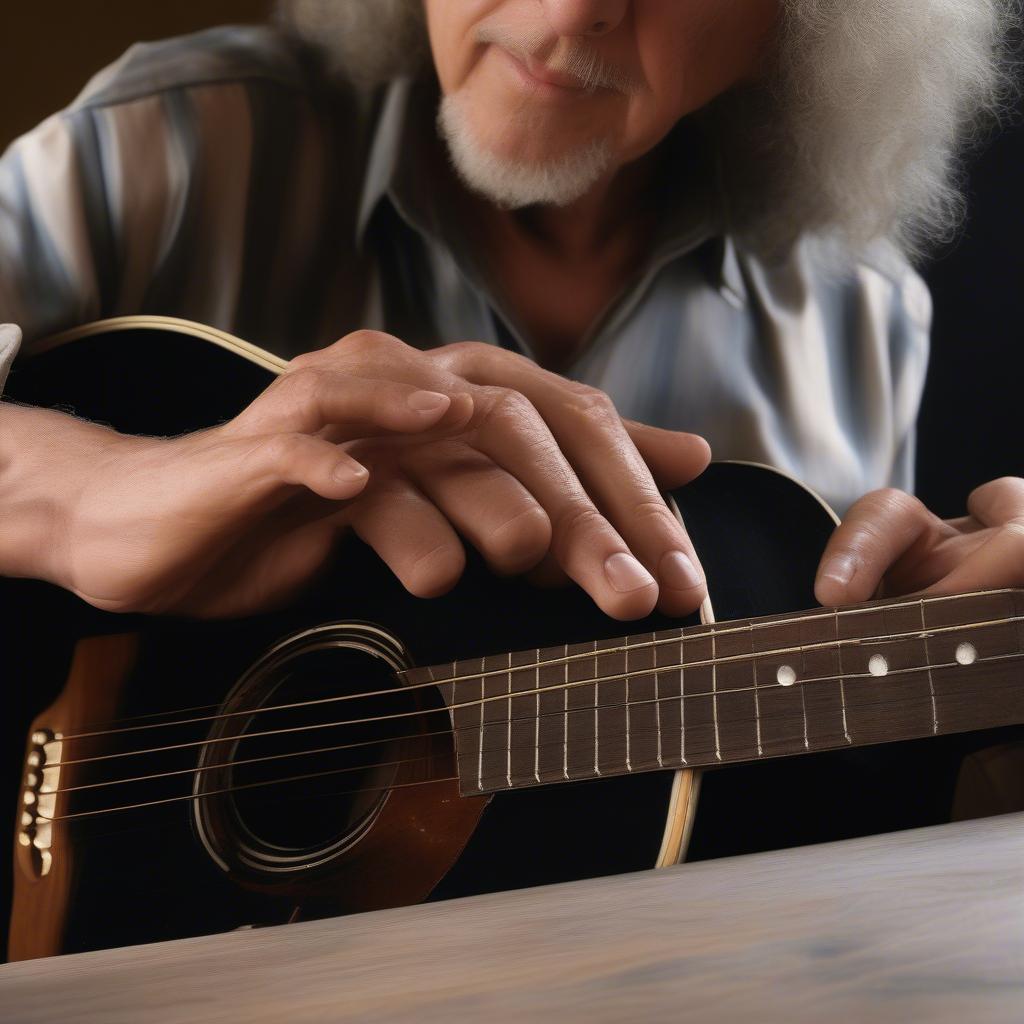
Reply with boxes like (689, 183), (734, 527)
(3, 813), (1024, 1022)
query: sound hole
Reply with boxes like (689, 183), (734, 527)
(194, 625), (450, 880)
(230, 646), (414, 852)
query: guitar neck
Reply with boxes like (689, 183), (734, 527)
(405, 589), (1024, 796)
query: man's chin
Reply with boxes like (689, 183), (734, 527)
(436, 94), (612, 209)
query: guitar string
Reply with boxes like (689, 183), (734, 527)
(50, 590), (1014, 742)
(34, 667), (1021, 824)
(45, 729), (453, 797)
(39, 768), (463, 823)
(33, 648), (1023, 805)
(44, 613), (1020, 768)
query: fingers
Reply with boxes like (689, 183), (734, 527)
(921, 522), (1024, 595)
(441, 348), (707, 616)
(402, 443), (552, 575)
(467, 388), (660, 620)
(236, 365), (474, 439)
(621, 419), (712, 490)
(814, 489), (954, 606)
(346, 478), (467, 598)
(276, 335), (712, 617)
(922, 477), (1024, 595)
(508, 387), (706, 617)
(245, 432), (371, 501)
(967, 477), (1024, 528)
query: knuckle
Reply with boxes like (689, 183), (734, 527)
(330, 329), (408, 367)
(861, 487), (923, 521)
(487, 506), (552, 571)
(630, 498), (679, 531)
(253, 432), (304, 469)
(281, 365), (327, 405)
(564, 383), (618, 421)
(552, 503), (606, 543)
(439, 339), (488, 363)
(286, 350), (317, 371)
(405, 541), (465, 598)
(1001, 521), (1024, 544)
(478, 386), (538, 428)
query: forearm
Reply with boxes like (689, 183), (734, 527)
(0, 402), (118, 584)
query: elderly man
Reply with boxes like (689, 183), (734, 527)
(0, 1), (1016, 628)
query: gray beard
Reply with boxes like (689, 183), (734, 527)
(436, 93), (613, 209)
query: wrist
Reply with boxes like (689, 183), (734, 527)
(0, 402), (125, 586)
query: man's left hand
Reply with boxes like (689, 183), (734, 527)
(815, 477), (1024, 606)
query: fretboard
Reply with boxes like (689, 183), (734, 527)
(404, 589), (1024, 796)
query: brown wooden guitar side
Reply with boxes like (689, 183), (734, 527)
(9, 635), (138, 961)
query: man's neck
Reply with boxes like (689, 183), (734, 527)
(442, 144), (671, 372)
(471, 146), (664, 265)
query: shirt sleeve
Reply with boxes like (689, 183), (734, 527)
(0, 25), (329, 396)
(0, 107), (110, 392)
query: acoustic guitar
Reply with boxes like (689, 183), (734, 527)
(5, 317), (1023, 961)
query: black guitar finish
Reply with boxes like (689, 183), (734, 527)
(1, 328), (986, 958)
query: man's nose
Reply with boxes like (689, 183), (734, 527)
(537, 0), (629, 37)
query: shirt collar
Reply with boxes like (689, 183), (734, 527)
(354, 74), (747, 308)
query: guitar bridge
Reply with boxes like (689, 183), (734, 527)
(18, 728), (62, 878)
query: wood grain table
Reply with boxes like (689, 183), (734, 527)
(3, 813), (1024, 1022)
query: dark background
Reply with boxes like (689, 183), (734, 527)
(918, 81), (1024, 515)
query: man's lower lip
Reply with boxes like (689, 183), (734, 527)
(499, 47), (587, 96)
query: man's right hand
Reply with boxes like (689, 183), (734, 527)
(3, 329), (710, 621)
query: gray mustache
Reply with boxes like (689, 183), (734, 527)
(476, 23), (644, 95)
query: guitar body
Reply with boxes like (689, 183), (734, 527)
(1, 320), (982, 961)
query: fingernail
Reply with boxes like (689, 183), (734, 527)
(333, 462), (369, 484)
(819, 553), (857, 587)
(604, 552), (656, 593)
(659, 550), (703, 590)
(407, 390), (451, 413)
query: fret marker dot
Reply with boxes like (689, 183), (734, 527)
(868, 654), (888, 677)
(776, 665), (796, 687)
(955, 642), (977, 666)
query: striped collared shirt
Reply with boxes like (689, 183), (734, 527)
(0, 25), (931, 514)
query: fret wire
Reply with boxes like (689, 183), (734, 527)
(834, 608), (852, 744)
(593, 640), (600, 777)
(418, 592), (1021, 690)
(625, 640), (632, 772)
(711, 626), (721, 761)
(920, 598), (939, 734)
(800, 675), (809, 750)
(562, 644), (569, 781)
(654, 631), (663, 768)
(534, 649), (541, 784)
(750, 622), (763, 757)
(679, 628), (686, 765)
(478, 657), (485, 792)
(506, 652), (512, 789)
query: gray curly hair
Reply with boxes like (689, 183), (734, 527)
(278, 0), (1019, 259)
